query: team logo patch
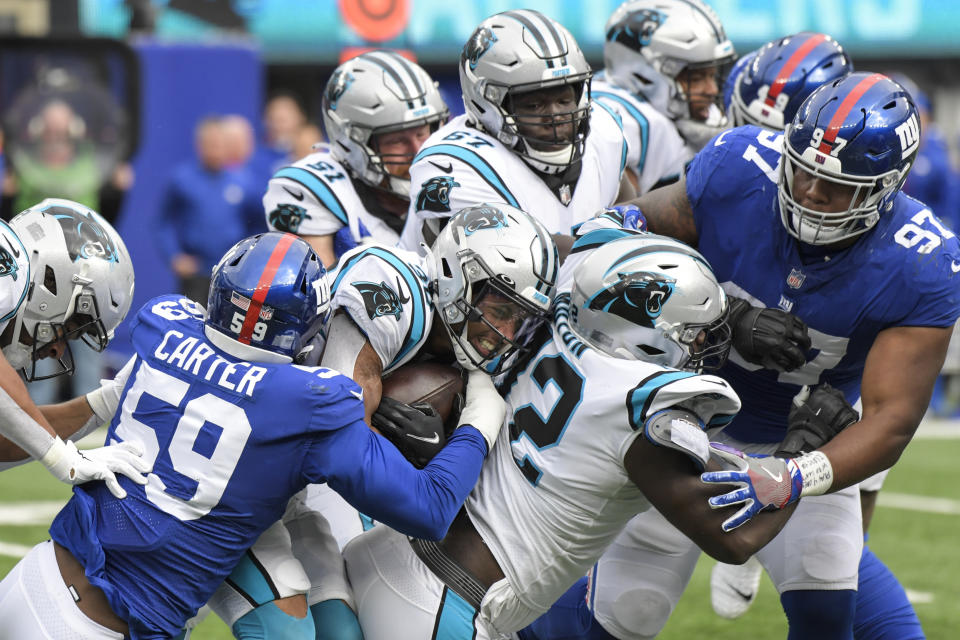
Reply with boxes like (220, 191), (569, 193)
(587, 271), (674, 328)
(464, 26), (498, 70)
(46, 205), (119, 263)
(269, 203), (311, 233)
(454, 204), (508, 236)
(230, 291), (274, 320)
(416, 176), (460, 213)
(0, 246), (18, 281)
(786, 268), (805, 289)
(326, 69), (355, 110)
(606, 8), (666, 49)
(352, 278), (411, 321)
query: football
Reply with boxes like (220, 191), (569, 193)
(381, 362), (465, 425)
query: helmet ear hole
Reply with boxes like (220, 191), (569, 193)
(44, 265), (57, 295)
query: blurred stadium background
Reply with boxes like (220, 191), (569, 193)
(1, 1), (959, 637)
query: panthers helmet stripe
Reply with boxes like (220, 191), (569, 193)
(363, 51), (424, 107)
(238, 233), (296, 344)
(765, 33), (828, 106)
(386, 52), (428, 105)
(502, 10), (566, 68)
(679, 0), (726, 42)
(817, 72), (885, 154)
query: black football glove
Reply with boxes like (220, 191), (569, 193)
(372, 396), (446, 469)
(777, 383), (860, 457)
(727, 296), (812, 372)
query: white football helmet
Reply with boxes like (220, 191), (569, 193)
(430, 203), (558, 373)
(569, 234), (730, 371)
(459, 9), (592, 175)
(603, 0), (735, 120)
(3, 199), (134, 380)
(323, 50), (449, 199)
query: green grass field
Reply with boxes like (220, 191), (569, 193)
(2, 432), (957, 639)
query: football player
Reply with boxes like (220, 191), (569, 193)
(575, 72), (958, 639)
(340, 231), (852, 639)
(0, 199), (143, 496)
(263, 50), (449, 265)
(713, 37), (925, 640)
(0, 231), (507, 639)
(399, 9), (633, 252)
(596, 0), (736, 189)
(206, 205), (558, 639)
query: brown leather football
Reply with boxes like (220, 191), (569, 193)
(381, 362), (465, 424)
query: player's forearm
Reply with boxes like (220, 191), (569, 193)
(818, 416), (917, 491)
(40, 396), (100, 442)
(0, 357), (58, 462)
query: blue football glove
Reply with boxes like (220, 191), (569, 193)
(597, 204), (648, 231)
(700, 443), (803, 532)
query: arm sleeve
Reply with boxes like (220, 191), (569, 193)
(303, 422), (488, 540)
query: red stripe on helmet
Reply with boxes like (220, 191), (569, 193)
(765, 33), (828, 106)
(816, 73), (885, 154)
(238, 233), (297, 344)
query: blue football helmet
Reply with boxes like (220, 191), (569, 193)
(722, 49), (757, 117)
(779, 72), (920, 245)
(729, 32), (852, 130)
(206, 232), (330, 362)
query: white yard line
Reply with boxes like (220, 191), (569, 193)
(876, 492), (960, 515)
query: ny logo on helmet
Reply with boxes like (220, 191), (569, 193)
(352, 278), (411, 321)
(269, 203), (311, 234)
(47, 206), (119, 263)
(894, 113), (921, 158)
(326, 69), (355, 110)
(606, 9), (666, 49)
(0, 246), (18, 281)
(416, 176), (460, 213)
(464, 26), (498, 70)
(587, 271), (675, 328)
(454, 205), (508, 236)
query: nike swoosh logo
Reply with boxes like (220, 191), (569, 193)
(407, 432), (440, 444)
(282, 186), (305, 201)
(350, 389), (363, 401)
(730, 585), (754, 601)
(3, 235), (20, 258)
(952, 260), (960, 273)
(429, 160), (453, 173)
(714, 130), (730, 146)
(761, 467), (783, 482)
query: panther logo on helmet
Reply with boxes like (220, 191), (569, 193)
(416, 176), (461, 213)
(269, 203), (311, 233)
(326, 69), (355, 110)
(0, 246), (18, 281)
(352, 278), (411, 321)
(47, 206), (119, 263)
(464, 26), (498, 70)
(606, 9), (666, 49)
(454, 204), (508, 236)
(587, 271), (675, 328)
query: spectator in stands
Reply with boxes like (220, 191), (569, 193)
(155, 116), (262, 304)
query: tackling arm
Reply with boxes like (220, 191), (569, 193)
(617, 175), (699, 247)
(0, 351), (58, 461)
(819, 325), (950, 489)
(624, 435), (796, 563)
(321, 311), (383, 427)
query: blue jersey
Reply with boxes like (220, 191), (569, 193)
(687, 125), (960, 443)
(49, 295), (488, 639)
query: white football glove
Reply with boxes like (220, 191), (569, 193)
(39, 436), (151, 499)
(456, 370), (506, 452)
(85, 355), (136, 423)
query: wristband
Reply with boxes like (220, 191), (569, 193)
(791, 451), (834, 497)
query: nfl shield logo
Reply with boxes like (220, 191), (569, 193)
(786, 268), (805, 289)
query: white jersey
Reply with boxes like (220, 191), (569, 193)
(263, 146), (400, 245)
(0, 221), (30, 334)
(465, 294), (740, 620)
(591, 77), (688, 194)
(399, 107), (627, 251)
(327, 244), (435, 374)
